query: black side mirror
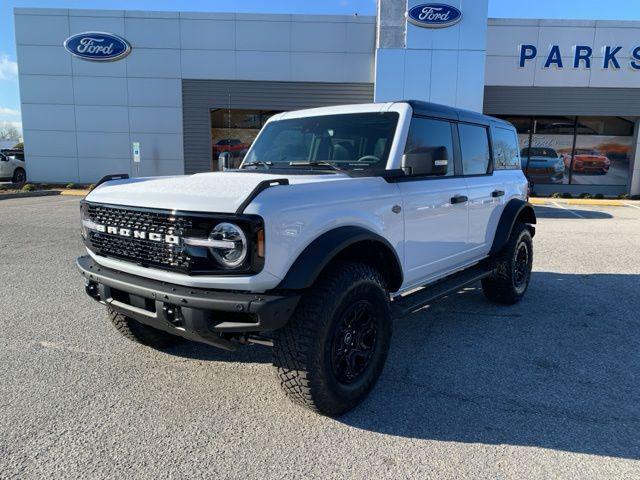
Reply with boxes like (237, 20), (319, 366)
(402, 146), (449, 176)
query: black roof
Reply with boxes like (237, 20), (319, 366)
(404, 100), (512, 128)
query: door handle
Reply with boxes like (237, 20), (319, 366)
(450, 195), (468, 204)
(492, 190), (505, 197)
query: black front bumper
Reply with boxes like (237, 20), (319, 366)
(76, 256), (299, 350)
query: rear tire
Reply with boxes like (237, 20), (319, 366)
(272, 262), (391, 417)
(482, 222), (533, 305)
(12, 168), (25, 183)
(107, 307), (184, 349)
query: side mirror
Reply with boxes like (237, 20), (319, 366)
(402, 146), (449, 176)
(217, 151), (233, 171)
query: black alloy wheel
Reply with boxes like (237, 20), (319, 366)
(330, 300), (378, 385)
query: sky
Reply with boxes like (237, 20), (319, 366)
(2, 0), (640, 140)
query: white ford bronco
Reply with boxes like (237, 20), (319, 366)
(77, 101), (535, 416)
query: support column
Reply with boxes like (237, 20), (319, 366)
(374, 0), (489, 112)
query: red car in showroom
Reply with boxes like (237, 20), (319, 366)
(212, 138), (250, 157)
(564, 149), (611, 174)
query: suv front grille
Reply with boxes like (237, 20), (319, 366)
(86, 204), (196, 272)
(81, 202), (264, 275)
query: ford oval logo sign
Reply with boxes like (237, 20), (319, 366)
(407, 3), (462, 28)
(63, 32), (131, 61)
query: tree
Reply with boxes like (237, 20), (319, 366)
(0, 124), (20, 141)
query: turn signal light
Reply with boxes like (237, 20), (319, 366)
(257, 229), (265, 258)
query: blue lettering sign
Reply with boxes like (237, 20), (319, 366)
(63, 32), (131, 61)
(544, 45), (563, 68)
(631, 46), (640, 70)
(573, 45), (592, 68)
(603, 46), (622, 69)
(407, 3), (462, 28)
(519, 44), (537, 67)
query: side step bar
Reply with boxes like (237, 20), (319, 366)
(391, 264), (493, 318)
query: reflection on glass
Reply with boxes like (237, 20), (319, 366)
(496, 115), (633, 187)
(571, 136), (632, 186)
(211, 109), (281, 170)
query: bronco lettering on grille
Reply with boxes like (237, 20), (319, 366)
(95, 223), (179, 245)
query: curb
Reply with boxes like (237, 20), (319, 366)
(529, 197), (636, 207)
(59, 190), (90, 197)
(0, 190), (61, 201)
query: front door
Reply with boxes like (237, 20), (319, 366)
(397, 117), (470, 287)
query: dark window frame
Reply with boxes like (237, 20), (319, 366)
(398, 114), (461, 182)
(458, 121), (494, 177)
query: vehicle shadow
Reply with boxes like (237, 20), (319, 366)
(164, 338), (272, 364)
(340, 271), (640, 460)
(533, 205), (613, 219)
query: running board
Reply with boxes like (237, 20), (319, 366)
(391, 264), (493, 318)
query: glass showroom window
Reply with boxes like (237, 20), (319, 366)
(211, 109), (281, 170)
(525, 116), (576, 185)
(497, 115), (635, 187)
(570, 117), (634, 186)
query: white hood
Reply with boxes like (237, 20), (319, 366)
(85, 171), (349, 213)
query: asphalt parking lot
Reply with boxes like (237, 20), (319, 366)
(1, 196), (639, 479)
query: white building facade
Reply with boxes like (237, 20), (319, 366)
(13, 1), (640, 195)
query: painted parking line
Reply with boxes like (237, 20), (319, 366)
(625, 203), (640, 210)
(552, 201), (585, 219)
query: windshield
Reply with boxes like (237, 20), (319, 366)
(522, 147), (558, 158)
(242, 112), (399, 172)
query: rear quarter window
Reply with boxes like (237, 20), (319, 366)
(493, 127), (521, 170)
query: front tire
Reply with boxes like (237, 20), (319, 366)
(482, 222), (533, 305)
(107, 307), (184, 349)
(272, 262), (392, 416)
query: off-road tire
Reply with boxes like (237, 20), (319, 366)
(107, 307), (184, 349)
(482, 222), (533, 305)
(12, 168), (25, 184)
(272, 262), (392, 417)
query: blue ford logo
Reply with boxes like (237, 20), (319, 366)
(407, 3), (462, 28)
(63, 32), (131, 61)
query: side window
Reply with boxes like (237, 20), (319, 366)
(459, 123), (491, 175)
(493, 127), (520, 169)
(404, 117), (454, 177)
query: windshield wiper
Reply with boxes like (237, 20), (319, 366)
(288, 161), (353, 176)
(242, 160), (272, 169)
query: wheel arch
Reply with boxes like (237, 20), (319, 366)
(276, 226), (403, 293)
(489, 199), (537, 256)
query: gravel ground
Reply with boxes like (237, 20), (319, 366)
(1, 196), (639, 479)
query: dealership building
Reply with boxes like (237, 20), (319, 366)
(13, 0), (640, 195)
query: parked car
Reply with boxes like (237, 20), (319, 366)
(77, 101), (535, 416)
(212, 138), (250, 157)
(565, 149), (611, 174)
(0, 152), (26, 183)
(520, 147), (565, 184)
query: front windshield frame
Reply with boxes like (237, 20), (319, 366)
(240, 111), (401, 175)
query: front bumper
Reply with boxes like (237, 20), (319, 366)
(76, 255), (300, 349)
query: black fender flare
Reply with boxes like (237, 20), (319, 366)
(489, 199), (537, 255)
(276, 226), (403, 291)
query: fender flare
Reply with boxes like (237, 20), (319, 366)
(276, 226), (403, 291)
(490, 198), (537, 255)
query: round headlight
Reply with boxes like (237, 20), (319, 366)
(209, 222), (247, 268)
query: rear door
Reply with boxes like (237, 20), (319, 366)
(396, 116), (469, 287)
(459, 122), (503, 259)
